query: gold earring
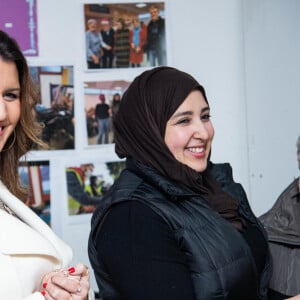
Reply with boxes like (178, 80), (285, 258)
(2, 129), (16, 152)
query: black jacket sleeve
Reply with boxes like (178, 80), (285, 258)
(66, 171), (101, 205)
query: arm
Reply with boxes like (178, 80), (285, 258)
(99, 32), (109, 49)
(66, 172), (101, 206)
(94, 201), (196, 300)
(85, 32), (94, 59)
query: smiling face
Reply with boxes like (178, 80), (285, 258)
(164, 90), (214, 172)
(88, 20), (97, 32)
(0, 58), (21, 152)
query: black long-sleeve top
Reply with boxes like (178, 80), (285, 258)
(95, 201), (271, 300)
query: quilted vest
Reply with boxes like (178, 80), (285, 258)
(89, 160), (271, 299)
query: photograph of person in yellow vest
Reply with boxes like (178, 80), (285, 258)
(66, 161), (125, 215)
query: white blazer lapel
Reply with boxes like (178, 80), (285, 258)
(0, 180), (72, 264)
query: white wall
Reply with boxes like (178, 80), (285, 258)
(168, 0), (249, 188)
(25, 0), (299, 293)
(243, 0), (300, 216)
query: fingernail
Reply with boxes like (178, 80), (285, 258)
(41, 290), (46, 296)
(42, 282), (47, 289)
(68, 267), (75, 274)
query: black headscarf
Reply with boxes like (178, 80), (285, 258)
(114, 67), (244, 230)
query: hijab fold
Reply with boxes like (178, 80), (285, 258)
(114, 67), (245, 230)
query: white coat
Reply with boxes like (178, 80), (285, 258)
(0, 180), (72, 300)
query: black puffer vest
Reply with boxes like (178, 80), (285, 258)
(89, 159), (271, 299)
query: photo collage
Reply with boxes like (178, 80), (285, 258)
(1, 0), (167, 221)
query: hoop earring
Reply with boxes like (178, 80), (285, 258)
(2, 129), (16, 152)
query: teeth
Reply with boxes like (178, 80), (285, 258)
(189, 147), (204, 153)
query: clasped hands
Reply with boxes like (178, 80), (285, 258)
(40, 263), (90, 300)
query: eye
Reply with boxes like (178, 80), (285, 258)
(176, 117), (191, 125)
(201, 113), (211, 122)
(4, 91), (20, 101)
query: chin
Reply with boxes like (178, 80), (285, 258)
(189, 162), (208, 173)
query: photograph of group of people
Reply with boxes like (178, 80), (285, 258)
(16, 158), (125, 223)
(65, 160), (125, 216)
(29, 65), (75, 150)
(84, 2), (166, 69)
(84, 79), (131, 145)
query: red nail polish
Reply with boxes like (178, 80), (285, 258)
(42, 282), (47, 289)
(68, 267), (75, 274)
(41, 290), (46, 296)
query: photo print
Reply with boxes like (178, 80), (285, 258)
(83, 2), (166, 70)
(18, 161), (51, 226)
(29, 65), (75, 150)
(66, 160), (125, 216)
(0, 0), (38, 56)
(84, 79), (131, 145)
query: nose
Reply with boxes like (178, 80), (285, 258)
(193, 119), (209, 140)
(0, 98), (8, 121)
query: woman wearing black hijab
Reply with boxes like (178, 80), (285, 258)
(88, 67), (271, 300)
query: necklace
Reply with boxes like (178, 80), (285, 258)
(0, 198), (16, 216)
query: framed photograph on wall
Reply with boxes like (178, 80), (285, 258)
(0, 0), (38, 56)
(84, 79), (131, 146)
(29, 65), (75, 150)
(65, 160), (125, 217)
(18, 160), (51, 226)
(83, 2), (166, 70)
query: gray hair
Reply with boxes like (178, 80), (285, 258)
(87, 19), (97, 25)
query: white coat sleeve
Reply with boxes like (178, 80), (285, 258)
(23, 292), (44, 300)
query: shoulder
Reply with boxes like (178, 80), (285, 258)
(207, 162), (237, 187)
(95, 200), (174, 258)
(102, 201), (165, 231)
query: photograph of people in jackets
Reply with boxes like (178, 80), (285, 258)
(260, 135), (300, 300)
(84, 80), (131, 146)
(30, 66), (75, 150)
(66, 161), (126, 216)
(88, 67), (300, 300)
(83, 2), (166, 69)
(0, 29), (92, 300)
(66, 163), (102, 215)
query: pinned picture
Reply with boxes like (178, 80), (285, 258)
(84, 79), (131, 145)
(18, 161), (51, 226)
(65, 160), (125, 216)
(29, 65), (75, 150)
(83, 2), (166, 70)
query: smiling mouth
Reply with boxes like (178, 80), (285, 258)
(188, 147), (204, 153)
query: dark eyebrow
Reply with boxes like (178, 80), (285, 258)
(5, 88), (21, 93)
(171, 106), (210, 119)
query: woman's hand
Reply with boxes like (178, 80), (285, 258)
(286, 296), (300, 300)
(41, 263), (90, 300)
